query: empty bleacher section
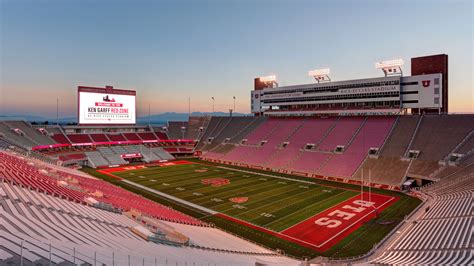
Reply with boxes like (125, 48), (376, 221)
(85, 151), (110, 168)
(0, 182), (296, 265)
(244, 117), (282, 145)
(349, 116), (419, 187)
(454, 131), (474, 155)
(407, 115), (474, 178)
(230, 117), (267, 143)
(84, 145), (175, 167)
(167, 121), (187, 139)
(319, 116), (395, 177)
(200, 117), (267, 160)
(2, 115), (472, 189)
(270, 117), (336, 171)
(205, 116), (396, 182)
(0, 151), (199, 224)
(138, 132), (158, 140)
(42, 126), (62, 135)
(379, 116), (420, 157)
(202, 117), (263, 151)
(371, 169), (473, 265)
(317, 116), (366, 151)
(123, 132), (141, 141)
(107, 133), (126, 141)
(201, 115), (474, 188)
(0, 121), (48, 149)
(155, 131), (168, 140)
(410, 115), (474, 160)
(0, 151), (297, 265)
(67, 134), (93, 143)
(186, 116), (211, 140)
(151, 147), (175, 160)
(52, 133), (70, 144)
(217, 118), (299, 164)
(353, 157), (409, 187)
(97, 146), (129, 165)
(243, 118), (305, 165)
(195, 117), (225, 150)
(89, 133), (110, 142)
(58, 153), (87, 164)
(3, 121), (55, 145)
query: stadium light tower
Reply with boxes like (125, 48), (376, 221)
(308, 68), (331, 83)
(233, 96), (236, 113)
(211, 97), (215, 115)
(259, 75), (278, 88)
(375, 59), (404, 77)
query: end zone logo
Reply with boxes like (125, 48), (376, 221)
(201, 178), (230, 187)
(422, 80), (431, 87)
(230, 197), (248, 203)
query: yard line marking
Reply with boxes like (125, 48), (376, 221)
(208, 182), (290, 211)
(245, 188), (334, 224)
(121, 179), (217, 215)
(262, 190), (352, 228)
(234, 185), (328, 218)
(202, 163), (363, 192)
(281, 192), (364, 232)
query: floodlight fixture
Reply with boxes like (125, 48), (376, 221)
(259, 75), (277, 82)
(259, 75), (278, 88)
(375, 59), (404, 77)
(308, 68), (331, 83)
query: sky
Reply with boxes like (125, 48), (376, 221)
(1, 0), (473, 118)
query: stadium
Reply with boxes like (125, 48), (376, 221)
(0, 50), (473, 266)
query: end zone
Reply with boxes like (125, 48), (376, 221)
(97, 160), (193, 180)
(281, 192), (398, 251)
(215, 192), (397, 252)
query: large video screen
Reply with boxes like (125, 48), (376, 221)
(78, 88), (136, 125)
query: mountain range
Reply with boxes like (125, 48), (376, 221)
(0, 112), (250, 125)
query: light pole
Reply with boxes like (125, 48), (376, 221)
(211, 97), (215, 115)
(233, 96), (236, 113)
(56, 99), (59, 125)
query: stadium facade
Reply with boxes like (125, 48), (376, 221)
(251, 54), (449, 116)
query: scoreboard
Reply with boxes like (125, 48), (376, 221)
(78, 86), (136, 125)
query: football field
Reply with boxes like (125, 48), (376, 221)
(98, 160), (398, 252)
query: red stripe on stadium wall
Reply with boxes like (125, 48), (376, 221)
(99, 160), (193, 175)
(31, 139), (196, 151)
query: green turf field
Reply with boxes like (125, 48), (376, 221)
(83, 160), (421, 259)
(112, 162), (358, 232)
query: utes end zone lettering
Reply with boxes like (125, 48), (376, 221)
(281, 192), (397, 251)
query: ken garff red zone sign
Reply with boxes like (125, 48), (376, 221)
(77, 86), (136, 125)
